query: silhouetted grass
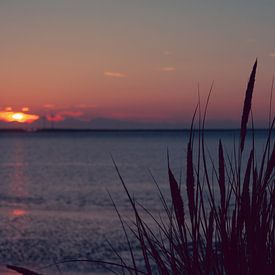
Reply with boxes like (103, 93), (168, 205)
(105, 60), (274, 274)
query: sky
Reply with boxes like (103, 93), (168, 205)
(0, 0), (274, 128)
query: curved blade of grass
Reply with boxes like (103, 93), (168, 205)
(107, 190), (137, 275)
(6, 265), (42, 275)
(111, 155), (152, 275)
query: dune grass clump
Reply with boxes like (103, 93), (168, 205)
(108, 60), (275, 275)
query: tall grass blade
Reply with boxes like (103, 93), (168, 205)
(186, 140), (195, 223)
(218, 140), (226, 212)
(240, 60), (257, 153)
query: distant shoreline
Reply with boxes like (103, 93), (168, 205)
(0, 128), (273, 133)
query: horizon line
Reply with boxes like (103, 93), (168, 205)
(0, 128), (273, 133)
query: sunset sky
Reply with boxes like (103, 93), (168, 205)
(0, 0), (274, 128)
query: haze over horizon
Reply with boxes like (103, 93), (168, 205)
(0, 0), (275, 128)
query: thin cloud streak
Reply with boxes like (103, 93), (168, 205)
(104, 72), (127, 78)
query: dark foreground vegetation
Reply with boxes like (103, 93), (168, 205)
(7, 60), (275, 274)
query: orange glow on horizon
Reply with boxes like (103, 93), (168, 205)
(0, 111), (39, 124)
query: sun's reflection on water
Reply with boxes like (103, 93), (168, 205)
(10, 209), (27, 217)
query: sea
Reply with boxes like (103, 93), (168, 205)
(0, 130), (272, 274)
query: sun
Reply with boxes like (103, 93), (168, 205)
(0, 111), (39, 124)
(12, 113), (24, 122)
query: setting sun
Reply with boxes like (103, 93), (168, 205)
(0, 111), (39, 124)
(12, 113), (24, 122)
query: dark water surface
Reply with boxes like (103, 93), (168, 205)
(0, 130), (271, 274)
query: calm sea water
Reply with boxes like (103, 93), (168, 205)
(0, 130), (271, 274)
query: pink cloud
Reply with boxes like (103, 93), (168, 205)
(47, 111), (83, 122)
